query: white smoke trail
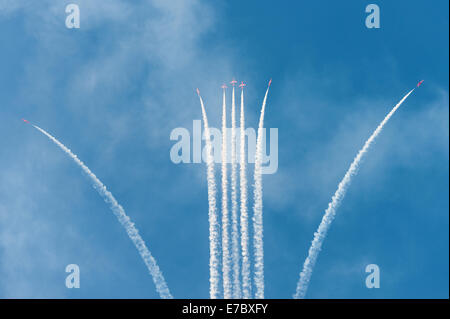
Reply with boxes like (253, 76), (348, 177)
(253, 79), (272, 299)
(221, 87), (232, 299)
(197, 90), (221, 299)
(230, 85), (241, 298)
(32, 124), (173, 299)
(294, 88), (415, 299)
(239, 86), (251, 299)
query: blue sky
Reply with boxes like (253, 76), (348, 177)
(0, 0), (448, 298)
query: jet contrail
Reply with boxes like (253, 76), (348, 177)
(31, 124), (173, 299)
(230, 84), (241, 299)
(221, 86), (232, 299)
(294, 88), (415, 299)
(239, 85), (251, 299)
(197, 89), (221, 299)
(253, 79), (272, 299)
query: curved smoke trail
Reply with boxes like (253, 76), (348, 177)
(32, 125), (173, 299)
(294, 88), (415, 299)
(239, 87), (251, 299)
(230, 85), (241, 298)
(197, 90), (221, 299)
(221, 87), (232, 298)
(253, 79), (272, 299)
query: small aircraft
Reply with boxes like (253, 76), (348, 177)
(239, 81), (246, 88)
(22, 118), (29, 124)
(196, 88), (200, 95)
(417, 80), (424, 87)
(268, 78), (272, 86)
(221, 84), (228, 89)
(230, 79), (237, 86)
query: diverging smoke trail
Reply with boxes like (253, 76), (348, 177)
(253, 79), (272, 299)
(230, 85), (241, 298)
(239, 87), (251, 299)
(32, 124), (172, 299)
(294, 88), (415, 299)
(197, 90), (221, 299)
(221, 87), (232, 299)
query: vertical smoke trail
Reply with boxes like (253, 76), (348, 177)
(294, 88), (415, 299)
(239, 86), (251, 299)
(197, 90), (221, 299)
(221, 87), (232, 299)
(253, 79), (272, 299)
(32, 125), (173, 299)
(230, 84), (241, 298)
